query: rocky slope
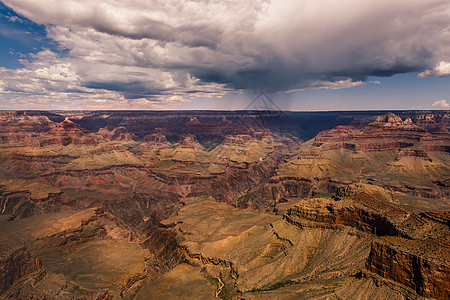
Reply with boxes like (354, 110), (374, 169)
(0, 246), (45, 294)
(0, 111), (53, 146)
(276, 113), (450, 202)
(367, 239), (449, 299)
(0, 110), (448, 299)
(281, 184), (449, 299)
(97, 126), (134, 141)
(158, 190), (448, 299)
(41, 118), (102, 146)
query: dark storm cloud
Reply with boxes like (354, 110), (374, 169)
(83, 80), (166, 99)
(91, 17), (222, 49)
(0, 0), (449, 106)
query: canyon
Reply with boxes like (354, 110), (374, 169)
(0, 110), (448, 299)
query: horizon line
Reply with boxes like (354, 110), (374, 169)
(0, 109), (449, 113)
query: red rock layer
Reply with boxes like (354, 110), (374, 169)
(281, 185), (450, 299)
(312, 113), (449, 152)
(0, 247), (44, 293)
(413, 113), (449, 132)
(0, 113), (53, 145)
(40, 118), (101, 145)
(367, 240), (450, 299)
(97, 126), (133, 141)
(284, 201), (402, 236)
(143, 128), (167, 143)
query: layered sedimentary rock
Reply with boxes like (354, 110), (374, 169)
(0, 110), (448, 299)
(313, 113), (427, 151)
(158, 193), (440, 299)
(367, 239), (450, 299)
(143, 129), (167, 143)
(0, 208), (151, 299)
(282, 184), (449, 299)
(0, 112), (53, 146)
(0, 247), (44, 294)
(277, 113), (450, 201)
(41, 118), (101, 146)
(412, 112), (449, 132)
(97, 126), (134, 141)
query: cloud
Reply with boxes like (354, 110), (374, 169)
(419, 61), (450, 78)
(0, 0), (449, 107)
(431, 99), (450, 108)
(7, 15), (21, 22)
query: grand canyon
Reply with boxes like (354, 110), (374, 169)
(0, 110), (448, 299)
(1, 0), (450, 299)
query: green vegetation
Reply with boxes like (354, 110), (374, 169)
(235, 194), (245, 208)
(250, 279), (295, 292)
(218, 281), (239, 300)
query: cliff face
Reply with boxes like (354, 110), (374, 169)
(41, 118), (101, 146)
(313, 113), (429, 151)
(236, 177), (340, 210)
(0, 114), (102, 147)
(0, 110), (448, 299)
(306, 112), (449, 155)
(0, 187), (65, 219)
(143, 132), (167, 143)
(367, 240), (450, 299)
(412, 112), (449, 132)
(0, 112), (52, 146)
(206, 152), (285, 209)
(97, 126), (134, 141)
(279, 184), (449, 299)
(0, 247), (44, 293)
(284, 201), (401, 236)
(277, 113), (450, 202)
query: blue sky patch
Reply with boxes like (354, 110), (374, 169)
(0, 2), (65, 69)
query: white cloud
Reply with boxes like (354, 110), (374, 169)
(431, 99), (450, 108)
(7, 15), (21, 22)
(1, 0), (450, 108)
(285, 79), (365, 93)
(419, 61), (450, 78)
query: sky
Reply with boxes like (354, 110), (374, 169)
(0, 0), (449, 111)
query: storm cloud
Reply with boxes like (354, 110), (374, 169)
(0, 0), (449, 107)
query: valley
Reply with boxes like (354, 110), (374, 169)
(0, 110), (448, 299)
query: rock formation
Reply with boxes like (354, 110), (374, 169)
(0, 247), (45, 294)
(0, 110), (448, 299)
(277, 113), (449, 200)
(97, 126), (134, 141)
(367, 239), (450, 299)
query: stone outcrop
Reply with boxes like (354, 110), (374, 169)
(0, 110), (448, 299)
(97, 126), (134, 141)
(277, 113), (449, 201)
(367, 240), (450, 299)
(143, 131), (167, 143)
(180, 135), (199, 148)
(0, 247), (45, 294)
(313, 113), (428, 151)
(41, 118), (101, 146)
(283, 199), (401, 236)
(0, 112), (53, 146)
(413, 112), (449, 132)
(0, 187), (65, 219)
(280, 184), (449, 299)
(206, 152), (285, 209)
